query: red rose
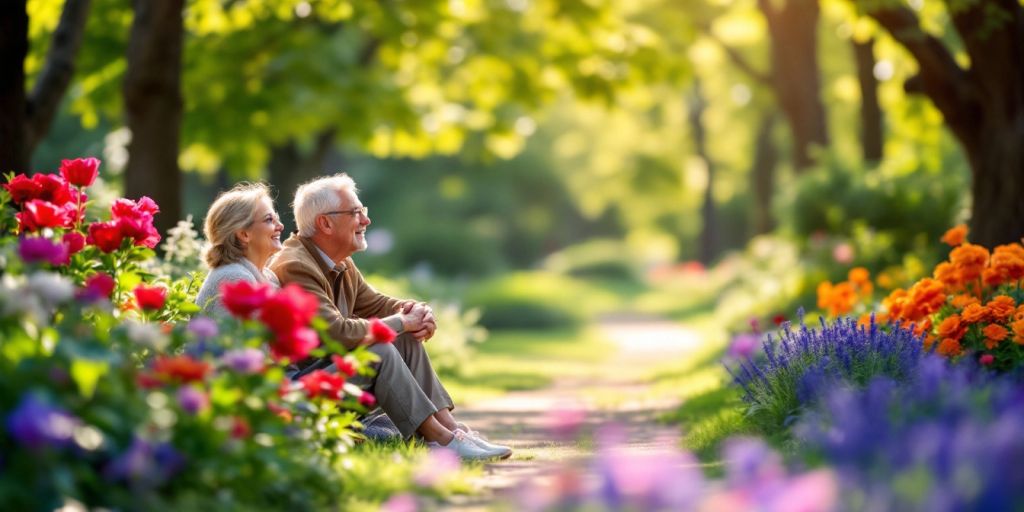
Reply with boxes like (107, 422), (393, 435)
(82, 272), (116, 300)
(59, 157), (100, 188)
(298, 369), (346, 400)
(369, 317), (397, 343)
(269, 326), (320, 362)
(16, 199), (71, 231)
(63, 231), (86, 256)
(259, 284), (319, 335)
(331, 354), (359, 377)
(4, 174), (42, 203)
(220, 280), (274, 318)
(32, 174), (74, 204)
(116, 215), (161, 248)
(230, 417), (251, 439)
(111, 196), (160, 219)
(87, 220), (125, 253)
(134, 284), (168, 311)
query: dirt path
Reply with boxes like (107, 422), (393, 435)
(442, 315), (705, 510)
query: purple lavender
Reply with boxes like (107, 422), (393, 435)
(725, 311), (925, 431)
(17, 236), (68, 266)
(104, 436), (185, 489)
(796, 357), (1024, 510)
(5, 394), (80, 450)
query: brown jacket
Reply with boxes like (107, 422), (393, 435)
(269, 235), (404, 351)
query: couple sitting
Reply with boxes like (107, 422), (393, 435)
(193, 175), (511, 461)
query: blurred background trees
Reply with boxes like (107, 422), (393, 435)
(4, 0), (1021, 279)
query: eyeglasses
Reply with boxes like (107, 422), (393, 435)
(322, 206), (369, 219)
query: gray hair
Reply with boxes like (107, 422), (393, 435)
(293, 173), (358, 237)
(203, 182), (272, 268)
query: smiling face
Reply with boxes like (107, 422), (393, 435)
(329, 188), (370, 259)
(238, 196), (284, 267)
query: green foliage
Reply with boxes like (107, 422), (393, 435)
(465, 271), (618, 330)
(777, 151), (967, 266)
(542, 239), (641, 281)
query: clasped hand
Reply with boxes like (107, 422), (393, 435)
(398, 300), (436, 341)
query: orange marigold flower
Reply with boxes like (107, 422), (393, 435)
(907, 278), (946, 318)
(848, 267), (870, 284)
(882, 288), (909, 321)
(982, 268), (1004, 287)
(941, 224), (968, 246)
(990, 251), (1024, 282)
(961, 303), (988, 324)
(816, 282), (834, 311)
(912, 318), (933, 337)
(986, 295), (1016, 322)
(952, 294), (980, 309)
(857, 312), (873, 328)
(936, 338), (963, 357)
(935, 315), (965, 341)
(933, 262), (960, 288)
(1015, 305), (1024, 322)
(1011, 319), (1024, 345)
(949, 244), (990, 281)
(923, 334), (936, 350)
(152, 355), (210, 383)
(994, 243), (1024, 260)
(817, 281), (857, 317)
(983, 323), (1008, 343)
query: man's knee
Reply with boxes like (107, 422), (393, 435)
(367, 342), (401, 364)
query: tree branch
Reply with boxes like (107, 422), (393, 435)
(862, 1), (981, 149)
(27, 0), (91, 152)
(698, 25), (772, 86)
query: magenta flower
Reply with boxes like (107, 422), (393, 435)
(17, 236), (68, 266)
(187, 316), (219, 341)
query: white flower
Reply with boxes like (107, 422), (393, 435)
(26, 271), (75, 306)
(121, 319), (169, 352)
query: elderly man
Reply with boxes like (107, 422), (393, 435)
(269, 174), (510, 460)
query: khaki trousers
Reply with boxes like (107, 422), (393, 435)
(334, 333), (454, 439)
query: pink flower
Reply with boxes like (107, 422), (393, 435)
(176, 386), (209, 414)
(980, 354), (995, 366)
(59, 157), (100, 188)
(63, 231), (86, 257)
(110, 197), (161, 248)
(832, 242), (854, 265)
(369, 317), (397, 343)
(728, 333), (760, 359)
(358, 391), (376, 408)
(16, 200), (72, 231)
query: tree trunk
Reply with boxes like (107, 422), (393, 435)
(760, 0), (829, 172)
(751, 111), (779, 235)
(862, 0), (1023, 246)
(852, 38), (883, 163)
(123, 0), (185, 239)
(0, 1), (29, 174)
(688, 80), (717, 265)
(267, 129), (337, 235)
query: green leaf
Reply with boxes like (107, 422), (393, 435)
(71, 358), (109, 399)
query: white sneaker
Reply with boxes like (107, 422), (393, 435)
(439, 430), (499, 461)
(457, 426), (513, 459)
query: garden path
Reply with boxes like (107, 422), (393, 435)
(442, 314), (706, 510)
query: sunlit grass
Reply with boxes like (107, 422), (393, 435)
(336, 439), (483, 511)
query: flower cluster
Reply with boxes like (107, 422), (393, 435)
(822, 224), (1024, 370)
(87, 196), (161, 252)
(725, 312), (925, 432)
(796, 356), (1024, 509)
(4, 159), (93, 232)
(816, 266), (873, 317)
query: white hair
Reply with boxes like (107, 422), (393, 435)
(293, 173), (358, 237)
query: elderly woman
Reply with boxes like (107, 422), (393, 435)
(195, 183), (284, 315)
